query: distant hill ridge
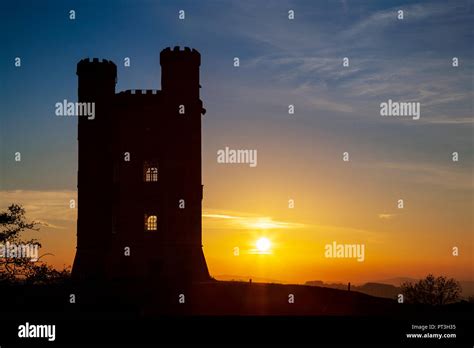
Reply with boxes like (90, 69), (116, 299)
(306, 279), (474, 299)
(215, 275), (474, 299)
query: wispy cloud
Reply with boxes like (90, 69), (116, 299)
(0, 190), (77, 229)
(203, 210), (305, 230)
(376, 162), (473, 190)
(233, 1), (472, 123)
(341, 3), (451, 40)
(203, 209), (385, 244)
(378, 213), (396, 220)
(34, 219), (63, 229)
(417, 116), (473, 125)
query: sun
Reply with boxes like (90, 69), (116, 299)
(256, 237), (271, 253)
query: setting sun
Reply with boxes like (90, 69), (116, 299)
(256, 237), (271, 253)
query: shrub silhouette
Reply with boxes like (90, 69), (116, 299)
(401, 274), (461, 305)
(0, 204), (70, 284)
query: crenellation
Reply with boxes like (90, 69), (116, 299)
(119, 89), (161, 96)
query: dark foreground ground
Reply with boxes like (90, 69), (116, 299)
(0, 280), (472, 344)
(1, 279), (401, 316)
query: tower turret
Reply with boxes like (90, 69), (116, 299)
(77, 58), (117, 102)
(160, 46), (200, 100)
(73, 58), (117, 281)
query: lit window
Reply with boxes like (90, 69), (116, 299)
(145, 215), (157, 231)
(144, 162), (158, 182)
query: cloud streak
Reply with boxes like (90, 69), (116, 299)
(0, 190), (77, 229)
(203, 210), (305, 230)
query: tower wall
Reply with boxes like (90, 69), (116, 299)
(72, 49), (209, 284)
(160, 46), (200, 100)
(73, 59), (117, 281)
(157, 46), (209, 282)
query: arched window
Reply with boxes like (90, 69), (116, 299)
(144, 161), (158, 182)
(145, 167), (158, 182)
(145, 215), (157, 231)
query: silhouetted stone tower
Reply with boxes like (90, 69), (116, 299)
(72, 47), (209, 283)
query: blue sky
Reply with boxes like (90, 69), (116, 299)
(1, 0), (472, 191)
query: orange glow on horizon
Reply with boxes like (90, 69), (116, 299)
(1, 190), (472, 285)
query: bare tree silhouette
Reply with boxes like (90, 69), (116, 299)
(401, 274), (461, 305)
(0, 204), (70, 284)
